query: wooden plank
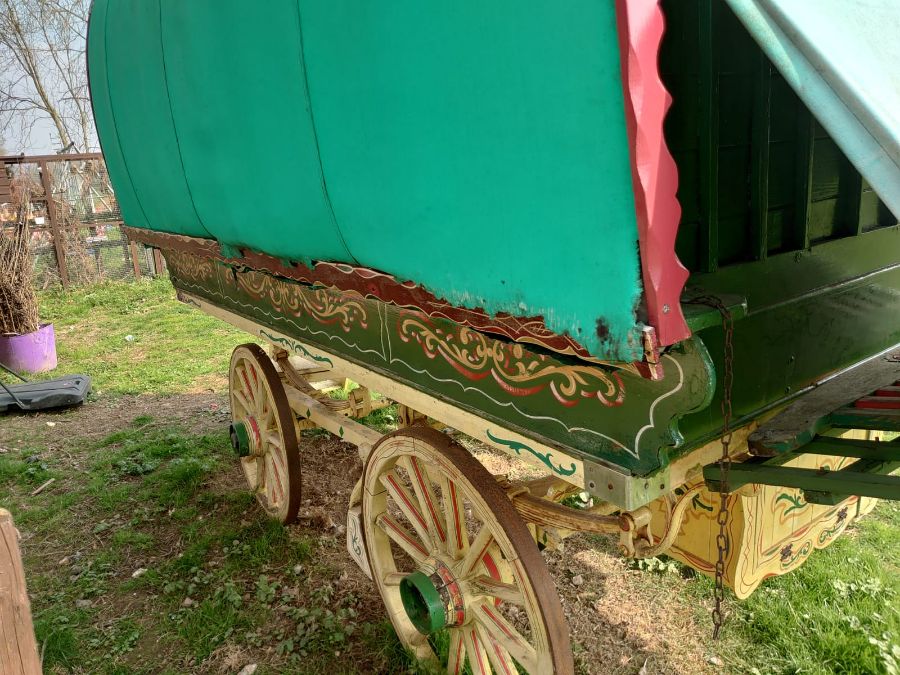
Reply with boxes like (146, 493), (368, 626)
(804, 455), (900, 505)
(38, 160), (69, 289)
(830, 407), (900, 431)
(697, 0), (720, 273)
(749, 347), (900, 454)
(152, 249), (164, 276)
(704, 460), (900, 500)
(803, 437), (900, 462)
(854, 396), (900, 410)
(0, 509), (41, 675)
(129, 241), (142, 279)
(749, 53), (771, 261)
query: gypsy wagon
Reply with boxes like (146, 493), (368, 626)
(88, 1), (899, 672)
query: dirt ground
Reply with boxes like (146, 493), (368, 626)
(1, 391), (724, 674)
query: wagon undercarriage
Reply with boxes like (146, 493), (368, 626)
(169, 284), (899, 675)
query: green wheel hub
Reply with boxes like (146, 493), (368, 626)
(399, 571), (446, 635)
(229, 421), (252, 457)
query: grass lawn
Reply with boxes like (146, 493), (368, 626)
(0, 279), (897, 674)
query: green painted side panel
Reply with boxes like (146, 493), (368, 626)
(98, 1), (210, 238)
(298, 1), (642, 357)
(87, 1), (644, 360)
(157, 0), (352, 263)
(85, 0), (147, 230)
(678, 227), (900, 452)
(162, 250), (714, 477)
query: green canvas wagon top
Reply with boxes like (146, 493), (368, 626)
(88, 0), (899, 471)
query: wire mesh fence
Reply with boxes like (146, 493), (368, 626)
(1, 153), (165, 290)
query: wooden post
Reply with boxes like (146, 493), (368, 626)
(152, 249), (164, 277)
(129, 241), (142, 279)
(38, 160), (70, 290)
(0, 509), (41, 675)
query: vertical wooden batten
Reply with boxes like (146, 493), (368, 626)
(38, 160), (70, 290)
(750, 53), (772, 260)
(698, 0), (720, 272)
(794, 111), (816, 250)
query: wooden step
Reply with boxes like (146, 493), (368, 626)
(749, 347), (900, 456)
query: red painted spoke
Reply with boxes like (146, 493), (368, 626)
(469, 575), (525, 606)
(376, 513), (428, 564)
(463, 626), (492, 675)
(441, 475), (468, 561)
(476, 621), (519, 675)
(267, 452), (284, 506)
(232, 389), (252, 418)
(447, 629), (465, 675)
(405, 456), (447, 546)
(475, 603), (538, 673)
(239, 364), (256, 404)
(459, 526), (495, 577)
(380, 470), (433, 553)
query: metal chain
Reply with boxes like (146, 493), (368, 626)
(689, 294), (735, 639)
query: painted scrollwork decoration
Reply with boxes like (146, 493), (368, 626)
(398, 315), (625, 407)
(237, 270), (368, 332)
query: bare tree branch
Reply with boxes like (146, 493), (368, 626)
(0, 0), (94, 153)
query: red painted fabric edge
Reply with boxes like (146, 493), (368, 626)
(615, 0), (691, 346)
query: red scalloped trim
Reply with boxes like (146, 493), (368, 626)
(615, 0), (691, 346)
(123, 226), (598, 361)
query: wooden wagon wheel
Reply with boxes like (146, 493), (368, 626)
(361, 426), (573, 674)
(228, 343), (302, 524)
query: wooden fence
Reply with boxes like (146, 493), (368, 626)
(1, 153), (164, 290)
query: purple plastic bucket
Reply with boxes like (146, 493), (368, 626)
(0, 323), (58, 374)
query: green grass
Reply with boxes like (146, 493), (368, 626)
(719, 500), (900, 674)
(1, 419), (388, 673)
(36, 278), (255, 395)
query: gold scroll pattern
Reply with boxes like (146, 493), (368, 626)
(235, 269), (368, 332)
(398, 315), (625, 407)
(165, 250), (217, 285)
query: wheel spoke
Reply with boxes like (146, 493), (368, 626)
(267, 450), (285, 505)
(254, 455), (266, 492)
(447, 628), (466, 675)
(232, 389), (253, 418)
(382, 572), (408, 587)
(469, 575), (525, 606)
(376, 513), (428, 564)
(380, 470), (434, 553)
(441, 475), (468, 561)
(264, 430), (282, 450)
(476, 622), (519, 675)
(459, 526), (494, 577)
(238, 363), (256, 405)
(403, 456), (447, 548)
(463, 626), (492, 675)
(248, 362), (265, 407)
(475, 602), (538, 673)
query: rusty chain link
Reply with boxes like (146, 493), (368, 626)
(689, 294), (735, 639)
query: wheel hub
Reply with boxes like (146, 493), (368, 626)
(229, 417), (261, 457)
(400, 559), (466, 635)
